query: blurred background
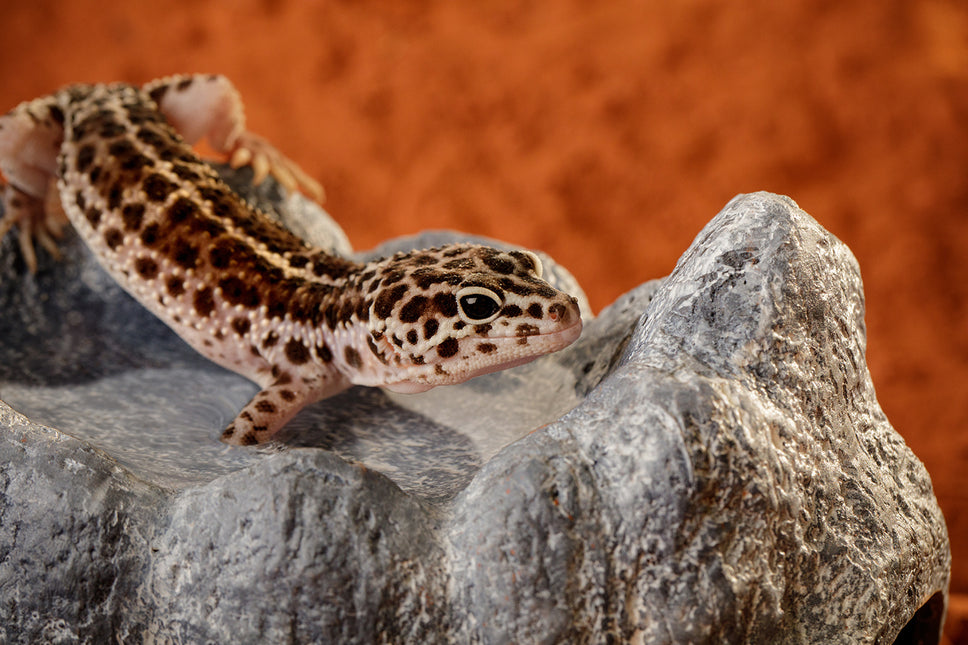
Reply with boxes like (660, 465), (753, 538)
(0, 0), (964, 639)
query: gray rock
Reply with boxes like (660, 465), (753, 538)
(0, 190), (949, 643)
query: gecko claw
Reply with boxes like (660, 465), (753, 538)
(1, 184), (67, 273)
(228, 132), (325, 203)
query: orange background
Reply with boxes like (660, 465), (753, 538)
(1, 1), (965, 638)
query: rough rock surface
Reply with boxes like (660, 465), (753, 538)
(0, 188), (950, 643)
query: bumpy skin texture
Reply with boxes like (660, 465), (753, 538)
(0, 74), (582, 445)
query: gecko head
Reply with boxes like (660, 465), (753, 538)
(356, 244), (582, 392)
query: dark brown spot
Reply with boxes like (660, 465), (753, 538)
(355, 297), (370, 323)
(344, 346), (362, 369)
(410, 254), (438, 266)
(171, 164), (202, 181)
(431, 292), (458, 318)
(374, 283), (408, 320)
(84, 207), (101, 227)
(406, 330), (418, 345)
(288, 254), (309, 269)
(171, 239), (199, 269)
(548, 303), (567, 321)
(279, 390), (296, 402)
(193, 287), (215, 317)
(516, 323), (540, 337)
(167, 196), (199, 224)
(176, 77), (194, 91)
(240, 432), (259, 446)
(231, 317), (251, 336)
(265, 288), (289, 319)
(442, 258), (475, 270)
(134, 256), (158, 279)
(74, 191), (86, 212)
(209, 240), (234, 269)
(437, 337), (459, 358)
(121, 152), (153, 171)
(255, 400), (276, 414)
(136, 126), (167, 148)
(166, 276), (185, 297)
(310, 252), (356, 279)
(533, 283), (556, 298)
(148, 85), (169, 105)
(499, 278), (536, 297)
(106, 181), (124, 210)
(423, 318), (439, 340)
(121, 203), (145, 231)
(107, 138), (135, 158)
(435, 364), (447, 375)
(48, 105), (64, 125)
(413, 269), (462, 289)
(474, 323), (492, 335)
(399, 295), (429, 324)
(501, 304), (523, 318)
(142, 173), (176, 201)
(222, 425), (235, 439)
(482, 255), (515, 274)
(140, 223), (161, 247)
(104, 228), (124, 250)
(478, 342), (497, 354)
(75, 144), (96, 172)
(284, 339), (310, 365)
(99, 120), (127, 140)
(527, 303), (544, 319)
(409, 354), (425, 365)
(316, 343), (333, 363)
(218, 276), (260, 308)
(262, 332), (279, 348)
(381, 269), (406, 286)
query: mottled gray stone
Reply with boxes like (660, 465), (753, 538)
(0, 188), (949, 643)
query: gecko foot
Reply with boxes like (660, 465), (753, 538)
(228, 131), (325, 203)
(0, 184), (68, 272)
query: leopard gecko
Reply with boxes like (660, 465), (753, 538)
(0, 74), (582, 445)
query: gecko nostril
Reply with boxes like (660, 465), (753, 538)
(548, 302), (567, 322)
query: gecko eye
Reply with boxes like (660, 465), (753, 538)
(456, 286), (503, 324)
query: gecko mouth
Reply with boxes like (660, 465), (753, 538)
(384, 318), (583, 394)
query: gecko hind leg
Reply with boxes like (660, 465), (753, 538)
(143, 74), (324, 202)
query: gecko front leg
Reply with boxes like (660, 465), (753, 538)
(221, 373), (350, 446)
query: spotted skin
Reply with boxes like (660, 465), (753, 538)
(0, 74), (583, 445)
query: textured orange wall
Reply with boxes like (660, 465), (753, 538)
(1, 0), (965, 637)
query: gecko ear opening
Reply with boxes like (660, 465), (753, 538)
(456, 286), (503, 324)
(521, 250), (543, 278)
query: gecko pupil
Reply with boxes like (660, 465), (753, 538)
(459, 294), (501, 321)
